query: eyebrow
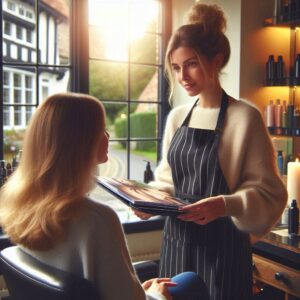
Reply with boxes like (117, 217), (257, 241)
(171, 56), (198, 66)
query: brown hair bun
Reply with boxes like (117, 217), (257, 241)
(188, 3), (227, 34)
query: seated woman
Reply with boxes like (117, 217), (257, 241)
(0, 93), (209, 300)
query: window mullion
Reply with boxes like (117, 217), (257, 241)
(71, 0), (89, 93)
(0, 0), (4, 159)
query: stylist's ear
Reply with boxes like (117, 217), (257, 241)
(214, 53), (224, 70)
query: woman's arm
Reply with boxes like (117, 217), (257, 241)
(220, 102), (287, 237)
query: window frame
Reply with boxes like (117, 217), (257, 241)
(1, 0), (171, 172)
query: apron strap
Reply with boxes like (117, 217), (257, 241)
(181, 98), (199, 127)
(214, 90), (229, 143)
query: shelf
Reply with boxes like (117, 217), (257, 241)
(264, 77), (300, 87)
(264, 16), (300, 28)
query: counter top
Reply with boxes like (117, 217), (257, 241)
(252, 227), (300, 270)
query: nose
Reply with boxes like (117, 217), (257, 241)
(179, 67), (188, 82)
(105, 130), (110, 139)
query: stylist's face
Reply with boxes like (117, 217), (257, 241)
(170, 47), (213, 96)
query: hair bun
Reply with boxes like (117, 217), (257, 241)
(187, 3), (226, 34)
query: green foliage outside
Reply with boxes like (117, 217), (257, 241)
(4, 129), (25, 160)
(89, 20), (157, 124)
(115, 112), (156, 151)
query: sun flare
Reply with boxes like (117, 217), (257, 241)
(89, 0), (159, 61)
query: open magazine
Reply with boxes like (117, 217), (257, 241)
(96, 177), (186, 216)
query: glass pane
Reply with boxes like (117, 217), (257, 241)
(89, 60), (128, 101)
(129, 141), (157, 182)
(130, 66), (158, 101)
(98, 141), (128, 179)
(39, 0), (70, 65)
(39, 67), (70, 103)
(3, 0), (37, 63)
(89, 25), (129, 62)
(3, 127), (25, 162)
(130, 33), (161, 64)
(102, 102), (129, 139)
(129, 0), (161, 34)
(89, 1), (129, 62)
(129, 103), (158, 138)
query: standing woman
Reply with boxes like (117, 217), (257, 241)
(146, 3), (287, 300)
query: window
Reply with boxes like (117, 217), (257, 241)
(19, 7), (24, 16)
(7, 1), (16, 12)
(88, 0), (170, 221)
(1, 0), (170, 221)
(16, 25), (22, 40)
(26, 11), (33, 20)
(1, 0), (71, 160)
(4, 21), (12, 36)
(26, 29), (32, 43)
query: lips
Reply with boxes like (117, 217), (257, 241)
(183, 83), (195, 91)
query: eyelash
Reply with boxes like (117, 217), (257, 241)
(172, 61), (198, 72)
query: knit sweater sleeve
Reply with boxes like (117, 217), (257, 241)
(220, 102), (288, 237)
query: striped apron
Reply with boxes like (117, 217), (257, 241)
(159, 91), (252, 300)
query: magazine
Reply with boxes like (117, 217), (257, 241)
(96, 177), (186, 216)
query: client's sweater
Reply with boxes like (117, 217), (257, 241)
(151, 98), (287, 237)
(23, 198), (166, 300)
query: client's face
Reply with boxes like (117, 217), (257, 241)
(97, 129), (109, 164)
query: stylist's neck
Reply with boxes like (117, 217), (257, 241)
(198, 84), (222, 108)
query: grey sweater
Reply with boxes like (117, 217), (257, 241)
(23, 198), (166, 300)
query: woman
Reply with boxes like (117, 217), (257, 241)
(0, 93), (208, 300)
(137, 3), (287, 300)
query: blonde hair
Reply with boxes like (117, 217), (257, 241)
(165, 3), (230, 101)
(0, 93), (105, 250)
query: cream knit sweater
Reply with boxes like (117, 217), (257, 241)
(152, 98), (287, 237)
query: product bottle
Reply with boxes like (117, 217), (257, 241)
(289, 0), (297, 20)
(277, 55), (285, 84)
(288, 199), (299, 237)
(293, 106), (300, 135)
(281, 0), (290, 21)
(266, 100), (275, 134)
(266, 55), (276, 84)
(282, 100), (288, 135)
(274, 99), (282, 134)
(294, 54), (300, 81)
(287, 102), (295, 135)
(144, 161), (154, 183)
(277, 150), (284, 176)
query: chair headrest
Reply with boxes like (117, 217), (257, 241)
(0, 246), (100, 300)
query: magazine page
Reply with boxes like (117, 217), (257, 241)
(96, 177), (186, 214)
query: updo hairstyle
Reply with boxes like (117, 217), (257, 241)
(165, 3), (230, 99)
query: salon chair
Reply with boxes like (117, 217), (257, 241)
(0, 246), (100, 300)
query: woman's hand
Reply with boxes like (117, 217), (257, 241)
(132, 209), (153, 220)
(142, 278), (177, 300)
(177, 195), (226, 224)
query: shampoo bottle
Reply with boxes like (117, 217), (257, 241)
(282, 100), (288, 135)
(293, 106), (300, 136)
(144, 161), (154, 183)
(287, 102), (295, 135)
(266, 55), (276, 84)
(266, 100), (275, 134)
(277, 150), (284, 176)
(294, 53), (300, 82)
(288, 199), (299, 237)
(274, 99), (282, 134)
(277, 55), (285, 84)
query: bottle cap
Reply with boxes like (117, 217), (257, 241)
(291, 199), (298, 207)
